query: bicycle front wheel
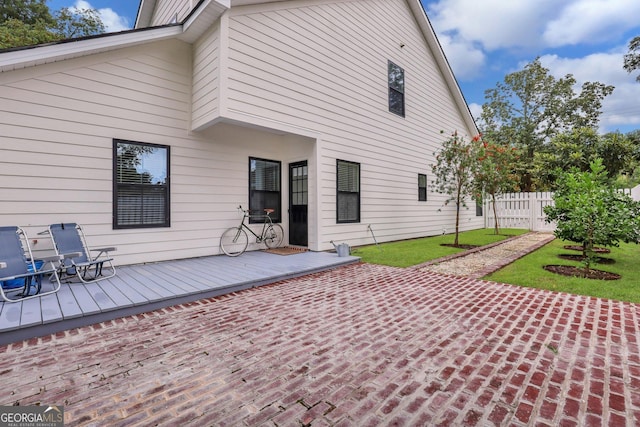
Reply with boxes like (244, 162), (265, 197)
(220, 227), (249, 256)
(264, 224), (284, 248)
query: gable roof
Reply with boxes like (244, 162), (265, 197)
(1, 0), (477, 134)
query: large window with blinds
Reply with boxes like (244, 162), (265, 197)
(337, 159), (360, 223)
(249, 157), (281, 223)
(113, 140), (170, 229)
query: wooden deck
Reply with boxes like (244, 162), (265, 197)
(0, 251), (359, 345)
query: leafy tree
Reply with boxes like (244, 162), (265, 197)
(480, 58), (614, 191)
(431, 131), (479, 246)
(624, 36), (640, 82)
(473, 136), (520, 234)
(534, 128), (636, 188)
(0, 18), (59, 48)
(544, 159), (640, 271)
(52, 7), (104, 39)
(0, 0), (54, 26)
(0, 1), (104, 49)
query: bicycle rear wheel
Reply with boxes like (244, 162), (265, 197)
(220, 227), (249, 256)
(264, 224), (284, 248)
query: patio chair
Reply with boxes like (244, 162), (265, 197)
(47, 223), (116, 284)
(0, 226), (62, 303)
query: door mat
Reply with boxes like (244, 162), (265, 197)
(263, 246), (309, 255)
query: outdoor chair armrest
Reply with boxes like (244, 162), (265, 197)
(61, 251), (83, 259)
(0, 262), (6, 269)
(39, 255), (63, 263)
(91, 247), (116, 252)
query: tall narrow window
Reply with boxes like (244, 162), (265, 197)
(388, 61), (405, 117)
(418, 174), (427, 201)
(114, 140), (170, 229)
(249, 157), (281, 223)
(337, 160), (360, 223)
(476, 199), (483, 216)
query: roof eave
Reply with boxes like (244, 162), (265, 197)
(179, 0), (230, 44)
(407, 0), (479, 135)
(1, 0), (231, 73)
(0, 26), (182, 73)
(135, 0), (157, 29)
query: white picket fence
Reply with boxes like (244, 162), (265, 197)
(485, 187), (638, 232)
(484, 192), (555, 232)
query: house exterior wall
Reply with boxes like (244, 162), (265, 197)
(222, 0), (483, 250)
(192, 22), (221, 130)
(0, 0), (482, 266)
(0, 38), (314, 265)
(151, 0), (193, 25)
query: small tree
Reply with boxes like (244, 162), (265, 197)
(431, 131), (479, 246)
(544, 159), (640, 271)
(473, 136), (520, 234)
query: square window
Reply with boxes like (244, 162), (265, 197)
(113, 140), (170, 229)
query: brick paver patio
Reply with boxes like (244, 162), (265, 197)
(2, 263), (639, 426)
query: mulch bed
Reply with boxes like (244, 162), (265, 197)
(563, 245), (611, 254)
(557, 254), (615, 264)
(544, 265), (620, 280)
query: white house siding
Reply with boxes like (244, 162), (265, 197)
(0, 38), (310, 265)
(151, 0), (193, 26)
(191, 22), (221, 131)
(223, 0), (483, 250)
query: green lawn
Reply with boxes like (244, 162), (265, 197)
(486, 239), (640, 303)
(351, 228), (528, 268)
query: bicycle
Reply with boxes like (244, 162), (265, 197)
(220, 205), (284, 256)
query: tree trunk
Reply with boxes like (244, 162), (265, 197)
(492, 194), (499, 235)
(455, 202), (460, 246)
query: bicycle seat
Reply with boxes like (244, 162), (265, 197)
(264, 209), (275, 214)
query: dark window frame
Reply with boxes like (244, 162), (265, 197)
(113, 139), (170, 229)
(418, 173), (427, 201)
(476, 199), (483, 217)
(249, 157), (282, 224)
(336, 159), (361, 224)
(388, 60), (405, 117)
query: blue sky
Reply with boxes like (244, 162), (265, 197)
(48, 0), (640, 134)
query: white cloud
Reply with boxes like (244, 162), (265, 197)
(540, 52), (640, 132)
(427, 0), (557, 50)
(427, 0), (640, 51)
(543, 0), (640, 47)
(436, 34), (486, 80)
(74, 0), (130, 33)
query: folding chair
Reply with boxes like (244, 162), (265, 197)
(0, 226), (62, 303)
(47, 223), (116, 283)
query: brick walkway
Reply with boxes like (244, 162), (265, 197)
(2, 263), (639, 426)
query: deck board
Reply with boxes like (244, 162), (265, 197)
(0, 251), (359, 345)
(19, 298), (42, 328)
(39, 293), (62, 324)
